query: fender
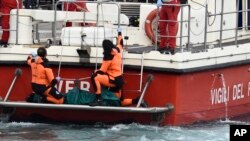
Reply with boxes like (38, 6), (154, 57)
(144, 8), (158, 44)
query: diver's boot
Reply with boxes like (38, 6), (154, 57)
(26, 92), (35, 102)
(89, 94), (103, 106)
(0, 40), (8, 48)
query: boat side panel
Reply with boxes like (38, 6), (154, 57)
(171, 64), (250, 125)
(10, 108), (157, 125)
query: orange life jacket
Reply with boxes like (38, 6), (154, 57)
(99, 51), (122, 80)
(99, 34), (124, 79)
(27, 56), (54, 86)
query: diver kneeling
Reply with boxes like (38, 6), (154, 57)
(27, 47), (64, 104)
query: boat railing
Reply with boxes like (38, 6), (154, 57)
(205, 0), (250, 49)
(194, 0), (250, 51)
(4, 1), (248, 52)
(2, 0), (59, 46)
(14, 0), (20, 44)
(1, 0), (22, 44)
(154, 0), (250, 52)
(51, 1), (146, 96)
(53, 0), (122, 45)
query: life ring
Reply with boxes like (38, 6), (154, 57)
(144, 8), (158, 44)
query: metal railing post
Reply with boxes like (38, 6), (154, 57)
(219, 0), (224, 49)
(155, 7), (160, 51)
(94, 2), (100, 70)
(187, 4), (191, 50)
(136, 74), (153, 108)
(15, 0), (20, 44)
(204, 4), (208, 50)
(52, 0), (56, 45)
(235, 0), (240, 46)
(35, 24), (40, 44)
(117, 3), (121, 29)
(179, 5), (184, 52)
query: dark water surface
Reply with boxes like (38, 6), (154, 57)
(0, 120), (249, 141)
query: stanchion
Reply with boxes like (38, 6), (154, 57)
(136, 74), (154, 108)
(4, 68), (22, 102)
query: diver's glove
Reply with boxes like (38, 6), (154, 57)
(56, 76), (61, 82)
(157, 0), (163, 7)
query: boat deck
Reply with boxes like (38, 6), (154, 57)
(127, 38), (250, 54)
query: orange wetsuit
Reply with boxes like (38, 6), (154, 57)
(93, 38), (136, 106)
(27, 56), (64, 104)
(91, 39), (124, 100)
(94, 50), (123, 95)
(91, 36), (142, 106)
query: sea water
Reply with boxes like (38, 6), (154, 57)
(1, 120), (249, 141)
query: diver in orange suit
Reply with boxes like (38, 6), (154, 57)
(64, 0), (89, 27)
(0, 0), (22, 47)
(90, 36), (147, 107)
(89, 39), (124, 106)
(27, 47), (64, 104)
(115, 31), (147, 107)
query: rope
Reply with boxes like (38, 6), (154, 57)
(190, 0), (207, 10)
(61, 76), (91, 81)
(100, 3), (106, 39)
(190, 0), (212, 36)
(208, 0), (217, 26)
(189, 20), (205, 36)
(57, 44), (64, 77)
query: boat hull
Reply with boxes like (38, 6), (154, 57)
(1, 63), (250, 125)
(2, 107), (163, 125)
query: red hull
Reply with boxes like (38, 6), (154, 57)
(9, 108), (159, 125)
(1, 64), (250, 125)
